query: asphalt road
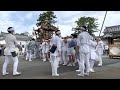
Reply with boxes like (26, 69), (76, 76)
(0, 56), (120, 79)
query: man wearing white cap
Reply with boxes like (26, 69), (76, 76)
(2, 27), (22, 76)
(77, 26), (91, 76)
(49, 30), (61, 76)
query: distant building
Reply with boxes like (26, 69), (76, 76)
(0, 32), (32, 47)
(103, 25), (120, 45)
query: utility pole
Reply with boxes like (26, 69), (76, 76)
(99, 11), (107, 37)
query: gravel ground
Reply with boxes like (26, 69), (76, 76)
(0, 56), (120, 79)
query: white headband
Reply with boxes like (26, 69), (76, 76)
(80, 27), (86, 30)
(7, 27), (15, 31)
(56, 31), (61, 34)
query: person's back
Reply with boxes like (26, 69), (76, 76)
(77, 26), (91, 76)
(51, 35), (61, 55)
(78, 31), (91, 54)
(50, 30), (62, 76)
(4, 34), (18, 56)
(68, 38), (77, 48)
(78, 31), (91, 45)
(5, 34), (16, 48)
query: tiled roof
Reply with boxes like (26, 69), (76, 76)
(103, 33), (120, 38)
(104, 25), (120, 33)
(103, 33), (113, 38)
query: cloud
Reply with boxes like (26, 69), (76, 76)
(0, 11), (40, 35)
(0, 11), (120, 37)
(57, 24), (75, 37)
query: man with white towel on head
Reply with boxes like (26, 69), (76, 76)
(49, 30), (61, 76)
(2, 27), (22, 76)
(77, 26), (91, 77)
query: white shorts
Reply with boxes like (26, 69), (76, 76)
(67, 48), (75, 55)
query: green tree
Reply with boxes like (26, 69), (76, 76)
(36, 11), (57, 27)
(74, 16), (99, 36)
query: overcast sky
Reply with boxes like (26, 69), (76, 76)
(0, 11), (120, 37)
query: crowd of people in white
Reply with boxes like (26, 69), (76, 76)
(2, 26), (104, 77)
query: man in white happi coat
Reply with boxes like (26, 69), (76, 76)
(96, 38), (104, 66)
(89, 37), (98, 72)
(41, 40), (50, 61)
(77, 26), (91, 76)
(50, 30), (61, 76)
(25, 38), (35, 61)
(2, 27), (22, 76)
(61, 37), (68, 65)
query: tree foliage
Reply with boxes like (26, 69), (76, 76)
(36, 11), (57, 27)
(74, 16), (99, 36)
